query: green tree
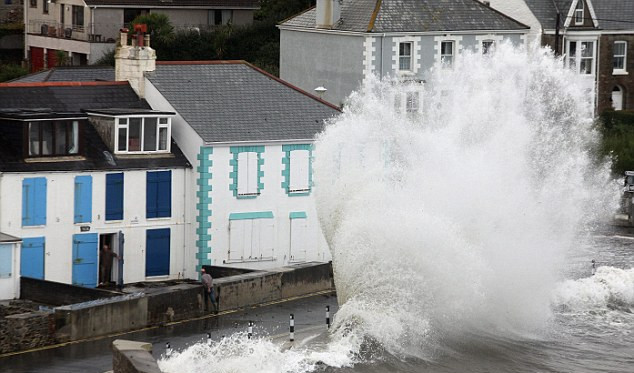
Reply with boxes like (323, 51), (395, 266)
(599, 110), (634, 175)
(0, 64), (28, 82)
(131, 13), (174, 42)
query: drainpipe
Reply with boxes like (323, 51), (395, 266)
(554, 12), (560, 55)
(380, 33), (385, 76)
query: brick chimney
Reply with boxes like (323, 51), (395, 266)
(115, 25), (155, 98)
(316, 0), (341, 29)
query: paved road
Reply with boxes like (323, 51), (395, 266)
(0, 291), (338, 373)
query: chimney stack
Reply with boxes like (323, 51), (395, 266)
(115, 25), (156, 98)
(316, 0), (341, 29)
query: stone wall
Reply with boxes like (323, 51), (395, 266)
(21, 277), (120, 306)
(0, 311), (55, 354)
(112, 340), (162, 373)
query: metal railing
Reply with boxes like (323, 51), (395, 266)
(27, 20), (115, 43)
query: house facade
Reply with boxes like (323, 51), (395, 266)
(279, 0), (529, 106)
(0, 81), (192, 290)
(24, 0), (258, 71)
(487, 0), (634, 113)
(143, 60), (340, 272)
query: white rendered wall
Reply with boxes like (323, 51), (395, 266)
(208, 144), (331, 270)
(0, 168), (189, 285)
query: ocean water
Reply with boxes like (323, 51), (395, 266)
(158, 44), (634, 372)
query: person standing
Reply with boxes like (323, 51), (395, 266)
(201, 268), (218, 314)
(99, 244), (119, 286)
(591, 259), (596, 276)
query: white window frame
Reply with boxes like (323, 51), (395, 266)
(475, 34), (503, 55)
(574, 0), (584, 25)
(114, 116), (171, 154)
(399, 42), (412, 71)
(613, 41), (628, 74)
(405, 91), (420, 114)
(435, 35), (462, 68)
(566, 39), (596, 75)
(440, 40), (454, 68)
(393, 36), (420, 76)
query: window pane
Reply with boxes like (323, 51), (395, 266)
(143, 118), (157, 151)
(158, 127), (168, 150)
(128, 118), (141, 151)
(69, 121), (79, 154)
(118, 127), (127, 151)
(29, 122), (40, 156)
(614, 42), (626, 55)
(159, 117), (168, 125)
(581, 42), (593, 57)
(441, 41), (452, 55)
(614, 56), (625, 70)
(54, 121), (67, 155)
(406, 92), (420, 113)
(41, 122), (53, 155)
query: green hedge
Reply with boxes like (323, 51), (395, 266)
(599, 110), (634, 175)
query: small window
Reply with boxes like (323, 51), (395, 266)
(27, 120), (79, 157)
(72, 5), (84, 30)
(399, 42), (412, 71)
(43, 0), (48, 14)
(30, 0), (36, 7)
(209, 9), (233, 25)
(406, 92), (420, 113)
(575, 0), (584, 25)
(612, 86), (624, 111)
(441, 41), (454, 67)
(482, 40), (495, 54)
(613, 41), (627, 72)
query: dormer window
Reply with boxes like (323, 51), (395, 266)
(115, 116), (171, 154)
(575, 0), (584, 25)
(27, 120), (79, 157)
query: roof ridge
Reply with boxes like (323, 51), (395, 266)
(156, 60), (245, 65)
(0, 81), (128, 87)
(469, 0), (531, 29)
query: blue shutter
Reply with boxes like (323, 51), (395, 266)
(106, 173), (124, 221)
(21, 237), (45, 279)
(146, 172), (158, 218)
(22, 177), (46, 226)
(74, 175), (93, 223)
(147, 171), (171, 218)
(146, 228), (170, 276)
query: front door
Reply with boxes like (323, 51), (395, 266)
(21, 237), (45, 279)
(146, 228), (170, 277)
(72, 233), (98, 287)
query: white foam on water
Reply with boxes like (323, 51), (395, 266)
(552, 267), (634, 312)
(313, 42), (618, 359)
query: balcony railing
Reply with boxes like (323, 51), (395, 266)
(27, 20), (115, 43)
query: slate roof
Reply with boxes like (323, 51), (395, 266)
(0, 82), (190, 172)
(281, 0), (528, 32)
(525, 0), (634, 31)
(84, 0), (258, 8)
(145, 61), (341, 143)
(10, 66), (115, 83)
(0, 232), (21, 242)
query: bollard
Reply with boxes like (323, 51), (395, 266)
(207, 332), (212, 345)
(248, 321), (253, 339)
(326, 305), (331, 329)
(289, 314), (295, 342)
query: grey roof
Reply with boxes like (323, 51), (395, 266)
(145, 61), (340, 143)
(281, 0), (528, 33)
(525, 0), (634, 31)
(0, 232), (21, 242)
(10, 67), (115, 83)
(84, 0), (258, 8)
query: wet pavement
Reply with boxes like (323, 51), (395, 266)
(0, 291), (338, 373)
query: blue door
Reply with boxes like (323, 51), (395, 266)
(21, 237), (45, 279)
(146, 228), (170, 277)
(72, 233), (98, 287)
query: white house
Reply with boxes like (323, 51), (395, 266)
(0, 80), (192, 292)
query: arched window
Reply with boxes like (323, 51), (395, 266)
(612, 86), (624, 111)
(575, 0), (584, 25)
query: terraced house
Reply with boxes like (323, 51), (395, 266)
(485, 0), (634, 113)
(0, 80), (191, 295)
(23, 0), (259, 71)
(279, 0), (530, 106)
